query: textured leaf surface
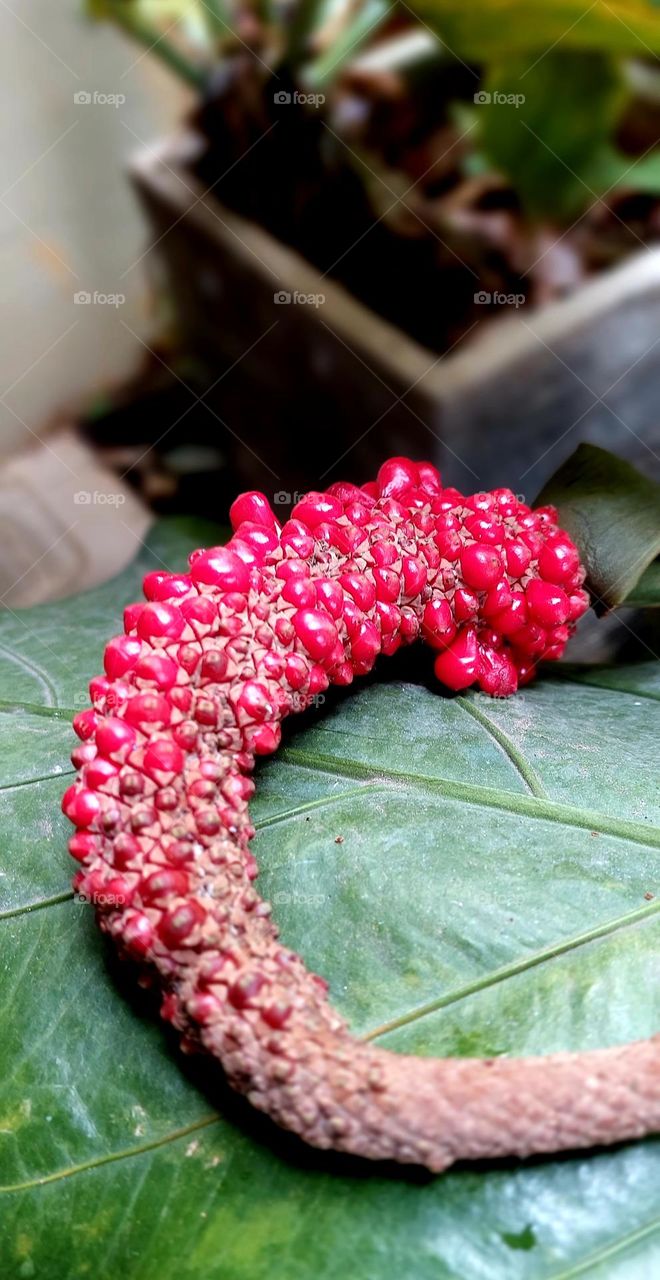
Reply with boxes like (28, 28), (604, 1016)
(1, 519), (660, 1280)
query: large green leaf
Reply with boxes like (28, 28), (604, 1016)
(476, 52), (625, 221)
(535, 444), (660, 613)
(2, 519), (660, 1279)
(406, 0), (660, 62)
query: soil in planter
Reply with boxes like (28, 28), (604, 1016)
(191, 57), (660, 357)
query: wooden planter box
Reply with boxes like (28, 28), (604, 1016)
(130, 132), (660, 497)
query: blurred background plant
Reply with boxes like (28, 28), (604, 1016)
(88, 0), (660, 341)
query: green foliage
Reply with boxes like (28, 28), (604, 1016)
(1, 514), (660, 1276)
(88, 0), (660, 224)
(406, 0), (660, 62)
(536, 444), (660, 612)
(475, 52), (625, 221)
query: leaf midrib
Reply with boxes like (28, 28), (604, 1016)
(279, 748), (660, 848)
(365, 897), (660, 1041)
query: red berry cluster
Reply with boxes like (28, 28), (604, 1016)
(61, 457), (589, 1170)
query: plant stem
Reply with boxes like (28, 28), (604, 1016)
(103, 4), (208, 90)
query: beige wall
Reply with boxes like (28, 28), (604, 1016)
(0, 0), (192, 456)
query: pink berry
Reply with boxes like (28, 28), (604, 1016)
(73, 709), (99, 741)
(229, 491), (277, 531)
(124, 693), (171, 728)
(293, 609), (338, 661)
(351, 619), (381, 668)
(143, 738), (184, 777)
(282, 576), (317, 609)
(137, 602), (185, 642)
(123, 911), (154, 957)
(135, 652), (178, 689)
(340, 571), (376, 612)
(105, 635), (142, 679)
(291, 492), (342, 528)
(402, 556), (427, 596)
(190, 546), (250, 593)
(96, 717), (136, 759)
(237, 680), (275, 723)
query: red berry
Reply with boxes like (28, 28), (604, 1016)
(135, 652), (178, 689)
(460, 543), (503, 591)
(351, 619), (381, 668)
(85, 757), (118, 790)
(340, 571), (376, 612)
(377, 457), (419, 498)
(231, 523), (279, 562)
(141, 869), (189, 905)
(158, 900), (206, 949)
(282, 576), (317, 609)
(123, 911), (154, 957)
(124, 693), (171, 729)
(402, 556), (427, 597)
(143, 738), (184, 777)
(228, 971), (267, 1008)
(144, 572), (191, 601)
(96, 717), (136, 759)
(421, 599), (456, 650)
(505, 540), (532, 578)
(105, 635), (142, 679)
(538, 535), (580, 585)
(293, 609), (339, 661)
(478, 647), (518, 697)
(526, 580), (570, 628)
(433, 628), (480, 691)
(73, 709), (99, 741)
